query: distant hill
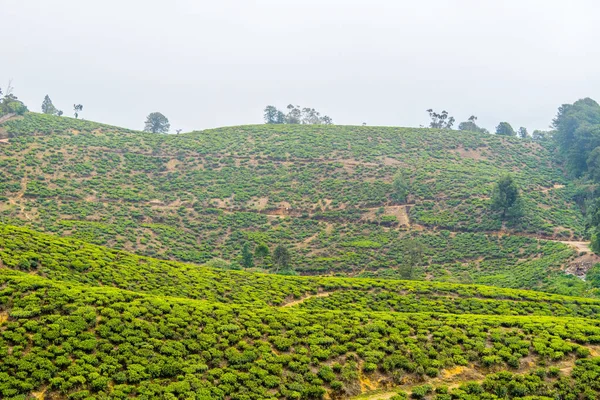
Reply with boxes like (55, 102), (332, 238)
(0, 113), (595, 293)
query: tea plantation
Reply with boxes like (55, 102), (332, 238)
(1, 113), (600, 399)
(0, 114), (590, 285)
(1, 224), (600, 399)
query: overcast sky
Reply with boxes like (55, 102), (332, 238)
(2, 0), (599, 132)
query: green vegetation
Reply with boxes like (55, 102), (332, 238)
(0, 112), (135, 137)
(144, 112), (170, 134)
(0, 113), (588, 287)
(551, 98), (600, 255)
(490, 175), (522, 220)
(426, 109), (455, 129)
(1, 224), (600, 399)
(73, 104), (84, 119)
(41, 95), (62, 116)
(1, 223), (596, 310)
(553, 97), (600, 178)
(1, 103), (600, 398)
(458, 115), (489, 134)
(0, 83), (28, 117)
(264, 104), (333, 125)
(495, 122), (516, 137)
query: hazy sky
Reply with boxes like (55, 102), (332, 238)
(2, 0), (599, 132)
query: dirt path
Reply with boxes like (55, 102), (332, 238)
(559, 241), (591, 253)
(281, 292), (331, 307)
(0, 113), (16, 124)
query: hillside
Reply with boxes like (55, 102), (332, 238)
(0, 113), (596, 296)
(1, 223), (600, 399)
(1, 113), (600, 398)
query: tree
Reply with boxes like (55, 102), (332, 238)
(585, 147), (600, 184)
(490, 175), (522, 219)
(517, 127), (529, 139)
(532, 130), (552, 142)
(41, 95), (58, 115)
(272, 244), (291, 272)
(73, 104), (83, 119)
(285, 104), (302, 124)
(264, 104), (332, 125)
(399, 239), (423, 280)
(264, 105), (285, 124)
(587, 198), (600, 254)
(495, 122), (516, 136)
(458, 115), (489, 134)
(254, 243), (270, 259)
(241, 243), (254, 269)
(144, 112), (170, 134)
(391, 172), (409, 203)
(301, 108), (325, 124)
(552, 98), (600, 177)
(322, 115), (333, 125)
(426, 109), (455, 129)
(0, 81), (28, 116)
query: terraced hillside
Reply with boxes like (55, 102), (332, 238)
(0, 114), (593, 292)
(1, 224), (600, 399)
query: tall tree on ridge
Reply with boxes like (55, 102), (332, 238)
(144, 112), (170, 134)
(73, 104), (83, 119)
(41, 95), (58, 115)
(495, 122), (515, 136)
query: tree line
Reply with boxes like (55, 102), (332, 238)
(425, 108), (545, 139)
(551, 98), (600, 252)
(38, 94), (84, 119)
(264, 104), (333, 125)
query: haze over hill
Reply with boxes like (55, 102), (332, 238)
(4, 1), (600, 131)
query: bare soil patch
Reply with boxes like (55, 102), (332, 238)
(451, 146), (489, 161)
(559, 241), (591, 253)
(382, 157), (404, 166)
(166, 159), (179, 171)
(362, 205), (410, 227)
(249, 197), (269, 210)
(541, 184), (565, 193)
(281, 292), (331, 308)
(566, 253), (600, 279)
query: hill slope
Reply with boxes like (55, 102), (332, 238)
(1, 113), (600, 398)
(0, 113), (594, 294)
(1, 224), (600, 399)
